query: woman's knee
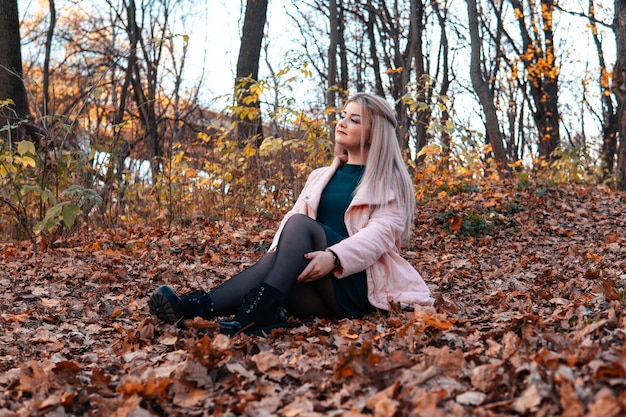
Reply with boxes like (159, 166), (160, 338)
(283, 214), (322, 236)
(284, 213), (313, 228)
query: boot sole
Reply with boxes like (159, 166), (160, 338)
(149, 291), (182, 325)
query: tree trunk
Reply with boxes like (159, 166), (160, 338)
(432, 1), (451, 164)
(364, 2), (384, 97)
(327, 0), (339, 143)
(42, 0), (56, 118)
(378, 0), (422, 151)
(99, 0), (138, 211)
(235, 0), (268, 148)
(589, 0), (618, 178)
(0, 0), (30, 132)
(410, 0), (430, 157)
(508, 0), (560, 160)
(614, 0), (626, 190)
(337, 4), (348, 97)
(467, 0), (510, 176)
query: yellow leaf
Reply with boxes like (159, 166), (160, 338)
(416, 143), (441, 157)
(17, 140), (36, 156)
(173, 151), (185, 164)
(21, 156), (37, 168)
(0, 98), (15, 107)
(244, 146), (257, 157)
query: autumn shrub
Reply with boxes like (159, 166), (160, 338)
(0, 95), (105, 243)
(434, 181), (480, 196)
(137, 67), (334, 227)
(414, 134), (532, 237)
(0, 134), (38, 240)
(0, 136), (101, 243)
(185, 108), (333, 222)
(433, 198), (525, 237)
(527, 145), (605, 187)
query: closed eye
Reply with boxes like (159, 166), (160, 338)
(340, 112), (361, 124)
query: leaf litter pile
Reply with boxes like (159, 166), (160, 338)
(0, 182), (625, 416)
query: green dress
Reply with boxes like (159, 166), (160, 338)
(316, 163), (374, 317)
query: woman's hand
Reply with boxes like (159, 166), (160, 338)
(297, 251), (336, 283)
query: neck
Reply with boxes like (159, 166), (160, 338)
(346, 152), (367, 165)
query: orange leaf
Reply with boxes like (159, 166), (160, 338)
(449, 217), (462, 232)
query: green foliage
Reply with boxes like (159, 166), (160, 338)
(435, 200), (524, 237)
(414, 120), (501, 181)
(435, 181), (480, 196)
(31, 185), (102, 234)
(436, 209), (490, 236)
(547, 146), (602, 184)
(1, 121), (101, 242)
(1, 137), (39, 240)
(0, 140), (37, 178)
(516, 172), (532, 190)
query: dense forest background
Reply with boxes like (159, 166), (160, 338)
(1, 0), (625, 241)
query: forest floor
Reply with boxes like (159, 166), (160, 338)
(0, 180), (625, 416)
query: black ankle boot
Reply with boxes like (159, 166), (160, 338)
(218, 283), (287, 336)
(149, 285), (214, 325)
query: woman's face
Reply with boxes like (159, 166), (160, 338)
(335, 101), (371, 159)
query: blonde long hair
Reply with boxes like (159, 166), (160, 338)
(335, 92), (415, 244)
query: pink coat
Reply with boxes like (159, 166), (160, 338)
(270, 157), (434, 310)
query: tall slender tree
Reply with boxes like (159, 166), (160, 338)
(235, 0), (268, 147)
(507, 0), (561, 160)
(327, 0), (339, 143)
(374, 0), (428, 151)
(431, 0), (452, 162)
(467, 0), (510, 175)
(42, 0), (56, 118)
(0, 0), (30, 134)
(614, 0), (626, 190)
(587, 0), (618, 178)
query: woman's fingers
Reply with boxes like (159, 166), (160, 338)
(298, 251), (334, 282)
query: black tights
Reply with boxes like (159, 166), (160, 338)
(206, 214), (349, 319)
